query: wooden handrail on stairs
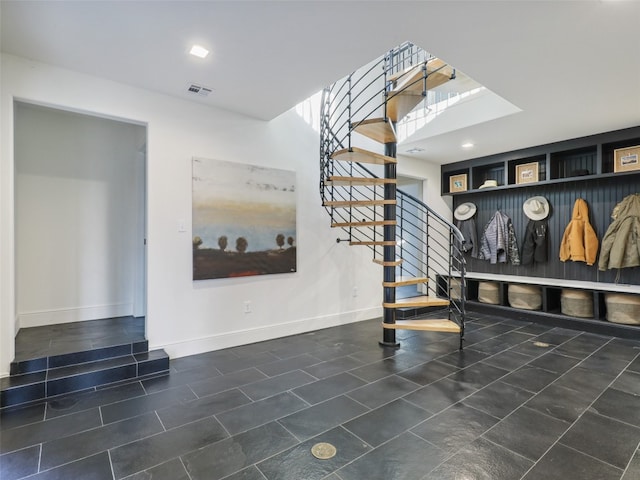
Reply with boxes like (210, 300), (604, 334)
(320, 41), (466, 349)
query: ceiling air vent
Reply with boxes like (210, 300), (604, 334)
(187, 84), (214, 97)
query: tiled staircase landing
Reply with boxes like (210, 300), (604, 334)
(1, 317), (169, 408)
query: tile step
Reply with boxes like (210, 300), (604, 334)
(1, 349), (169, 408)
(10, 340), (150, 375)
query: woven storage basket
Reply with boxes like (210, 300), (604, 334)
(449, 278), (463, 300)
(561, 289), (593, 318)
(478, 281), (500, 305)
(508, 284), (542, 310)
(605, 293), (640, 325)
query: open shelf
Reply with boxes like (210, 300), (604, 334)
(442, 125), (640, 196)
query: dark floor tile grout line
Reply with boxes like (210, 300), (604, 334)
(119, 455), (178, 480)
(107, 449), (116, 480)
(254, 464), (269, 480)
(285, 388), (312, 409)
(460, 401), (506, 423)
(335, 426), (445, 480)
(179, 456), (195, 480)
(343, 393), (374, 411)
(185, 383), (198, 400)
(563, 441), (627, 474)
(30, 447), (104, 478)
(479, 435), (538, 478)
(275, 418), (303, 443)
(36, 443), (43, 476)
(621, 438), (640, 479)
(154, 411), (166, 432)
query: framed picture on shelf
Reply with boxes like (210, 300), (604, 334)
(516, 162), (539, 184)
(614, 145), (640, 173)
(449, 173), (468, 193)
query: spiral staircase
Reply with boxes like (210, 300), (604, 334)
(319, 42), (467, 348)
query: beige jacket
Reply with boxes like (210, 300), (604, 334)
(599, 193), (640, 271)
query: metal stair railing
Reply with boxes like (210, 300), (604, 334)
(319, 41), (466, 340)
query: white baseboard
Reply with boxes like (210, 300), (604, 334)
(17, 303), (133, 329)
(155, 307), (382, 360)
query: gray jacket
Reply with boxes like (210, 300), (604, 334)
(478, 210), (520, 265)
(455, 218), (479, 258)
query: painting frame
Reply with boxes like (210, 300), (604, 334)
(449, 173), (468, 193)
(192, 157), (297, 280)
(516, 162), (539, 185)
(614, 146), (640, 173)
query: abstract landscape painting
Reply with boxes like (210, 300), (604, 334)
(192, 158), (297, 280)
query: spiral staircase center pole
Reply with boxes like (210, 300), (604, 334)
(380, 140), (400, 348)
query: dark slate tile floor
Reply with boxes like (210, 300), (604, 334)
(2, 312), (640, 480)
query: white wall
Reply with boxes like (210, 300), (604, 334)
(397, 154), (454, 287)
(0, 54), (388, 376)
(397, 153), (451, 222)
(14, 103), (146, 327)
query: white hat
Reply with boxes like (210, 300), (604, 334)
(478, 179), (498, 189)
(454, 202), (477, 221)
(523, 196), (550, 220)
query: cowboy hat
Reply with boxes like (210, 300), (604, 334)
(454, 202), (477, 221)
(478, 179), (498, 189)
(523, 196), (550, 220)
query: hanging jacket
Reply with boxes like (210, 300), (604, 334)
(521, 219), (548, 265)
(559, 198), (599, 266)
(478, 210), (520, 265)
(598, 193), (640, 271)
(455, 218), (479, 258)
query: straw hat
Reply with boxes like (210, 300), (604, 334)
(454, 202), (477, 221)
(523, 196), (550, 221)
(478, 179), (498, 189)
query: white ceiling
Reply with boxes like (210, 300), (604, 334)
(2, 0), (639, 164)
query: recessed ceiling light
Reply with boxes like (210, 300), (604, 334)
(462, 142), (474, 149)
(405, 147), (425, 154)
(190, 45), (209, 59)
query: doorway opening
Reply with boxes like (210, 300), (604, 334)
(396, 175), (424, 299)
(13, 101), (147, 359)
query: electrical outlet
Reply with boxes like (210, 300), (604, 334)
(243, 301), (252, 313)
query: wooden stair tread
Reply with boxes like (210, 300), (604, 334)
(331, 147), (397, 165)
(390, 58), (451, 92)
(326, 176), (396, 186)
(350, 240), (396, 246)
(386, 58), (454, 121)
(388, 63), (424, 86)
(387, 92), (425, 123)
(332, 220), (396, 228)
(382, 319), (460, 333)
(383, 276), (428, 287)
(373, 258), (403, 266)
(383, 295), (449, 308)
(324, 200), (396, 207)
(353, 118), (397, 144)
